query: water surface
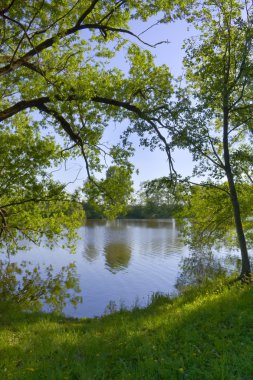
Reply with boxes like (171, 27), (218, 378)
(13, 219), (190, 317)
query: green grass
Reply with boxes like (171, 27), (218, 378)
(1, 278), (253, 379)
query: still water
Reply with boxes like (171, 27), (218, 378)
(14, 219), (191, 317)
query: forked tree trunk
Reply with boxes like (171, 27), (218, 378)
(223, 107), (251, 279)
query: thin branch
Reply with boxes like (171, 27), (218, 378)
(230, 104), (253, 113)
(13, 228), (39, 245)
(0, 208), (7, 238)
(229, 80), (247, 110)
(207, 134), (225, 169)
(31, 0), (80, 37)
(148, 117), (176, 178)
(138, 19), (161, 37)
(98, 0), (126, 25)
(75, 0), (99, 27)
(0, 0), (16, 16)
(60, 142), (78, 154)
(0, 197), (82, 209)
(229, 117), (253, 134)
(185, 180), (231, 195)
(199, 150), (224, 169)
(244, 170), (253, 184)
(0, 22), (163, 77)
(0, 92), (177, 181)
(2, 12), (40, 65)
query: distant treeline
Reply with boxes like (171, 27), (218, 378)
(83, 201), (178, 219)
(83, 178), (181, 219)
(121, 202), (178, 219)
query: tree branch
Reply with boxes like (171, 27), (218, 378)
(185, 180), (230, 195)
(0, 196), (82, 210)
(75, 0), (100, 27)
(0, 0), (16, 16)
(0, 7), (156, 77)
(0, 95), (143, 121)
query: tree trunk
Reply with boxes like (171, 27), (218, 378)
(223, 107), (251, 279)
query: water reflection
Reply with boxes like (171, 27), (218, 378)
(84, 244), (99, 262)
(81, 219), (185, 281)
(85, 218), (176, 229)
(176, 248), (226, 289)
(104, 243), (131, 273)
(11, 219), (192, 318)
(117, 219), (176, 229)
(0, 258), (82, 313)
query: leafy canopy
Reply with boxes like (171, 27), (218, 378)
(0, 0), (195, 252)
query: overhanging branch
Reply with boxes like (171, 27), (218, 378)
(0, 12), (160, 77)
(0, 92), (176, 179)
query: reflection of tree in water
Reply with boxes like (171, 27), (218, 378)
(176, 248), (226, 290)
(104, 243), (131, 273)
(144, 220), (170, 229)
(83, 244), (99, 262)
(0, 259), (82, 313)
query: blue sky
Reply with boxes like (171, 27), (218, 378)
(105, 18), (195, 189)
(54, 18), (195, 192)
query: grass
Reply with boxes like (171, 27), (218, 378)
(1, 277), (253, 379)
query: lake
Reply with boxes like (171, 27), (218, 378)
(10, 219), (228, 318)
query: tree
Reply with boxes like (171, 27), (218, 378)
(0, 116), (84, 253)
(168, 0), (253, 279)
(84, 165), (134, 220)
(135, 178), (180, 218)
(178, 0), (253, 278)
(177, 184), (253, 251)
(125, 0), (253, 279)
(143, 177), (181, 210)
(0, 0), (194, 251)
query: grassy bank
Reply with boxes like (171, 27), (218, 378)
(1, 278), (253, 380)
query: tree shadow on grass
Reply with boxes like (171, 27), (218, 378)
(1, 283), (253, 379)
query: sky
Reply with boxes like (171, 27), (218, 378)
(54, 17), (195, 192)
(104, 18), (195, 188)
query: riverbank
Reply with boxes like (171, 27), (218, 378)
(1, 277), (253, 379)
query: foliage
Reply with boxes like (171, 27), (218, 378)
(3, 0), (253, 276)
(2, 278), (253, 379)
(84, 165), (134, 220)
(84, 177), (182, 219)
(177, 0), (253, 275)
(128, 0), (253, 275)
(177, 183), (253, 250)
(0, 0), (195, 251)
(127, 178), (181, 218)
(0, 119), (84, 253)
